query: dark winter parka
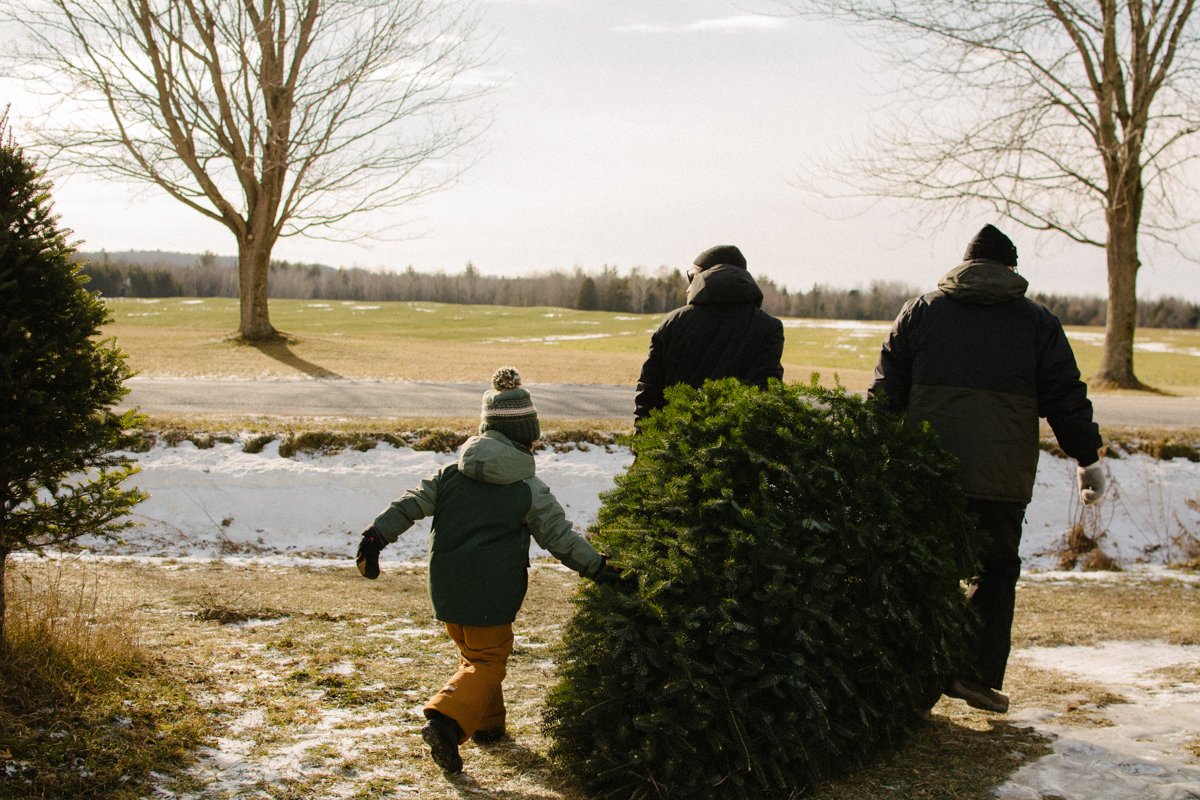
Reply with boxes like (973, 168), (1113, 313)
(869, 259), (1101, 505)
(370, 430), (604, 626)
(634, 264), (785, 422)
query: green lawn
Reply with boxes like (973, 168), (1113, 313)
(100, 297), (1200, 393)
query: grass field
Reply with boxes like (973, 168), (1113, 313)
(4, 558), (1197, 800)
(99, 297), (1200, 394)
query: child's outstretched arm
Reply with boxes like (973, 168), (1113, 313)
(374, 473), (439, 540)
(523, 476), (606, 579)
(356, 471), (440, 579)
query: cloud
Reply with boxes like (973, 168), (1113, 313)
(615, 15), (788, 35)
(686, 15), (788, 33)
(614, 23), (673, 34)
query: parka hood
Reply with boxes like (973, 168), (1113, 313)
(686, 264), (764, 307)
(938, 259), (1029, 306)
(457, 430), (536, 485)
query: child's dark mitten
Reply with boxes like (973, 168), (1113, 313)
(356, 526), (386, 579)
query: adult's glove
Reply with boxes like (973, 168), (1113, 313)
(1077, 462), (1106, 505)
(356, 526), (387, 579)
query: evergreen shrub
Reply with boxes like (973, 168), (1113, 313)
(0, 109), (145, 645)
(544, 379), (987, 799)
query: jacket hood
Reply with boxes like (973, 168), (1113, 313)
(938, 259), (1029, 305)
(457, 430), (535, 485)
(686, 264), (764, 307)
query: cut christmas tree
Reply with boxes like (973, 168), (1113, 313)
(544, 378), (987, 799)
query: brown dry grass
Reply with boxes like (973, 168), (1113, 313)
(0, 565), (209, 799)
(109, 325), (653, 386)
(5, 559), (1197, 799)
(1013, 575), (1200, 647)
(110, 323), (872, 392)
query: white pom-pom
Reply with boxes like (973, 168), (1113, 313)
(492, 366), (522, 391)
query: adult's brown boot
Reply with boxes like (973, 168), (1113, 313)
(947, 677), (1009, 713)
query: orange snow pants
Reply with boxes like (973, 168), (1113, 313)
(424, 622), (514, 742)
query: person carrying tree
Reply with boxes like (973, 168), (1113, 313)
(869, 224), (1105, 714)
(354, 367), (621, 773)
(634, 244), (785, 426)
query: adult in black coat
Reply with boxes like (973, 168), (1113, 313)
(870, 224), (1105, 715)
(634, 245), (784, 425)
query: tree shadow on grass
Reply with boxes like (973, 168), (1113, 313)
(448, 712), (1054, 800)
(240, 334), (344, 379)
(449, 772), (571, 800)
(809, 709), (1054, 799)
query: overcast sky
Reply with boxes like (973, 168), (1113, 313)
(7, 0), (1200, 301)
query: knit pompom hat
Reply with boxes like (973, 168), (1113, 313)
(480, 367), (540, 445)
(964, 224), (1018, 266)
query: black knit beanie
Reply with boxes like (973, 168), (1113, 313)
(964, 224), (1018, 266)
(693, 244), (747, 272)
(480, 367), (540, 445)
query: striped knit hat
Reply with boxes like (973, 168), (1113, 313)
(480, 367), (540, 444)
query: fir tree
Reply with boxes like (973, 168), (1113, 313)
(0, 109), (145, 648)
(544, 379), (987, 799)
(575, 276), (600, 310)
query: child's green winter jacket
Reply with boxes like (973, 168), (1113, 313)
(371, 430), (604, 626)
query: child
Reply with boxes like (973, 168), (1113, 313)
(355, 367), (620, 773)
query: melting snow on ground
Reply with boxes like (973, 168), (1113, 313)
(1000, 638), (1200, 799)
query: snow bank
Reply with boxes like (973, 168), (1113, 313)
(83, 439), (633, 562)
(77, 440), (1199, 572)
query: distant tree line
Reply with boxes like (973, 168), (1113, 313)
(76, 251), (1200, 328)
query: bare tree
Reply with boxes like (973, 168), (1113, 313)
(5, 0), (489, 341)
(787, 0), (1200, 388)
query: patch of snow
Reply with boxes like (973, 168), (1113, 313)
(483, 333), (611, 344)
(227, 617), (286, 629)
(999, 641), (1200, 799)
(1135, 342), (1200, 358)
(1020, 641), (1200, 687)
(1025, 452), (1200, 569)
(781, 318), (892, 332)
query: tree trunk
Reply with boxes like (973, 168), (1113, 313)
(0, 546), (8, 652)
(236, 233), (279, 342)
(1095, 206), (1146, 389)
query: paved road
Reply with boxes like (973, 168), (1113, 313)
(121, 377), (636, 420)
(121, 377), (1200, 429)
